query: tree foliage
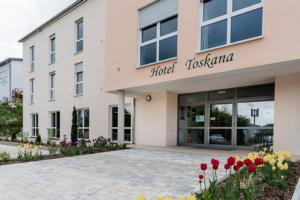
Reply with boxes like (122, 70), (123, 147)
(0, 101), (22, 137)
(71, 106), (78, 143)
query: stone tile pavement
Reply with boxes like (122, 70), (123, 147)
(0, 148), (247, 200)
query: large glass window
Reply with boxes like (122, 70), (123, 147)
(111, 105), (132, 142)
(77, 109), (89, 139)
(75, 62), (83, 96)
(140, 16), (178, 66)
(30, 79), (34, 104)
(30, 46), (35, 72)
(200, 0), (263, 51)
(237, 100), (274, 147)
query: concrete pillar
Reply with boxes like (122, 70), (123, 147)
(118, 90), (125, 143)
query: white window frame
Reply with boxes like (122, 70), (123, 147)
(139, 15), (178, 67)
(75, 18), (84, 53)
(77, 108), (89, 140)
(29, 78), (34, 104)
(48, 111), (60, 139)
(110, 104), (133, 143)
(49, 72), (55, 101)
(30, 46), (35, 72)
(75, 62), (83, 96)
(31, 113), (39, 137)
(49, 34), (56, 64)
(199, 0), (264, 52)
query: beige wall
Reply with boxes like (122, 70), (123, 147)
(22, 0), (132, 142)
(105, 0), (300, 92)
(135, 91), (177, 146)
(274, 73), (300, 157)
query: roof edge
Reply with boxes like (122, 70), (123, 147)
(0, 58), (23, 67)
(18, 0), (87, 43)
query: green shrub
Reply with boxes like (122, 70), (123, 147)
(35, 133), (42, 145)
(11, 132), (17, 141)
(48, 146), (59, 155)
(0, 151), (11, 162)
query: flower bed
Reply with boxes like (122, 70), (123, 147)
(0, 137), (127, 166)
(196, 147), (297, 200)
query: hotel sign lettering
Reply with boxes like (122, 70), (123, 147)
(150, 53), (234, 78)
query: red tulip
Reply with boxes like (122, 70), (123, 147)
(248, 164), (256, 173)
(237, 160), (244, 168)
(212, 164), (219, 170)
(233, 165), (240, 171)
(244, 159), (252, 166)
(200, 163), (208, 171)
(199, 175), (204, 180)
(255, 158), (264, 166)
(211, 159), (219, 166)
(224, 163), (230, 170)
(227, 156), (236, 166)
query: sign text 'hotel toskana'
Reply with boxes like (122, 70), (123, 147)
(150, 53), (234, 78)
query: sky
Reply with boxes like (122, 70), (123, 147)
(0, 0), (76, 61)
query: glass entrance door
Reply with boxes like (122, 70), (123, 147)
(209, 103), (233, 146)
(178, 105), (205, 145)
(111, 105), (132, 143)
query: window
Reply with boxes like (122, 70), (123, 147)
(200, 0), (263, 51)
(49, 35), (56, 64)
(30, 46), (35, 72)
(77, 109), (89, 139)
(48, 111), (60, 139)
(111, 105), (132, 142)
(49, 72), (55, 101)
(140, 16), (178, 66)
(75, 62), (83, 96)
(29, 79), (34, 104)
(75, 19), (83, 52)
(0, 70), (8, 87)
(31, 114), (39, 137)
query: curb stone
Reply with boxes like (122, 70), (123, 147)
(292, 178), (300, 200)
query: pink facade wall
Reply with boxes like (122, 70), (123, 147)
(105, 0), (300, 92)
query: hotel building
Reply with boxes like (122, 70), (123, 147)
(21, 0), (300, 156)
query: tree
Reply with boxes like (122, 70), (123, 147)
(35, 132), (41, 144)
(71, 106), (78, 143)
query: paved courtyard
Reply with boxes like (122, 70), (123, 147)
(0, 148), (246, 200)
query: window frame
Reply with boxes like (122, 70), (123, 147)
(31, 113), (39, 137)
(75, 18), (84, 53)
(48, 111), (60, 139)
(77, 108), (89, 140)
(30, 46), (35, 72)
(198, 0), (264, 52)
(74, 63), (83, 97)
(49, 72), (55, 101)
(29, 78), (34, 104)
(138, 15), (178, 67)
(49, 34), (56, 64)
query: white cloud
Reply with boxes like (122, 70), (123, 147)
(0, 0), (76, 61)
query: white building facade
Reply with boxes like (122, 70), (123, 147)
(20, 0), (133, 143)
(0, 58), (23, 103)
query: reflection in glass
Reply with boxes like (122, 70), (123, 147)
(231, 8), (263, 43)
(142, 25), (157, 42)
(233, 0), (261, 11)
(201, 20), (227, 50)
(187, 129), (204, 144)
(160, 16), (177, 36)
(210, 104), (232, 127)
(125, 129), (131, 142)
(203, 0), (227, 21)
(187, 106), (205, 127)
(112, 129), (118, 141)
(237, 101), (274, 127)
(209, 129), (232, 145)
(159, 36), (177, 61)
(112, 107), (118, 127)
(140, 43), (157, 65)
(237, 129), (273, 147)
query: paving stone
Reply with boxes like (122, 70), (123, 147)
(0, 148), (237, 199)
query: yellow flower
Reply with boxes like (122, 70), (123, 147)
(135, 195), (146, 200)
(272, 166), (276, 171)
(177, 196), (185, 200)
(186, 195), (197, 200)
(163, 195), (173, 200)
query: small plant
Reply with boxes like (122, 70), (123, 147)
(48, 146), (59, 155)
(17, 144), (43, 161)
(0, 151), (11, 162)
(35, 133), (42, 145)
(11, 132), (17, 141)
